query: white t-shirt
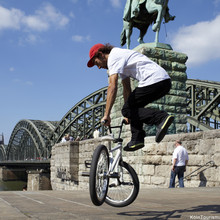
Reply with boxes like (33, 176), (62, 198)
(108, 47), (170, 87)
(172, 145), (189, 166)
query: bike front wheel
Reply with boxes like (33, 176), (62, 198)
(89, 145), (109, 206)
(105, 160), (139, 207)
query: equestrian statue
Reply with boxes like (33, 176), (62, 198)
(121, 0), (175, 49)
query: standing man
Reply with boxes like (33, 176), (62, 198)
(169, 140), (189, 188)
(87, 43), (174, 151)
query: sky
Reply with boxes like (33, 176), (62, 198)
(0, 0), (220, 144)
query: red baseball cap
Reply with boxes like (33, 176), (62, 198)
(87, 43), (104, 67)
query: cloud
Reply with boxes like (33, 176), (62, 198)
(214, 0), (220, 6)
(0, 6), (23, 30)
(0, 3), (69, 32)
(18, 34), (41, 45)
(9, 67), (15, 72)
(72, 35), (91, 42)
(171, 14), (220, 67)
(110, 0), (122, 8)
(13, 79), (33, 86)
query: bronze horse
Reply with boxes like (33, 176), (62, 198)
(120, 0), (175, 49)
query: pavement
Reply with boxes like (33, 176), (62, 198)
(0, 187), (219, 220)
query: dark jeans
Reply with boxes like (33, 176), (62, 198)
(169, 166), (185, 188)
(121, 79), (171, 141)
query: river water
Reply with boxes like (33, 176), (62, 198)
(0, 180), (27, 191)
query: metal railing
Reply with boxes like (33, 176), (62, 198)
(175, 160), (217, 187)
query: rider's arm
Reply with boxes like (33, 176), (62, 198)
(103, 74), (118, 122)
(122, 77), (131, 102)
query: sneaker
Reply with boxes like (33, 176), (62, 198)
(123, 141), (145, 152)
(155, 115), (174, 143)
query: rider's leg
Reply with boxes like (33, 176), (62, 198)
(164, 7), (175, 23)
(122, 79), (173, 150)
(125, 27), (132, 49)
(138, 25), (148, 44)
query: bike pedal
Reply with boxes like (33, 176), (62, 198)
(109, 183), (117, 188)
(109, 172), (120, 178)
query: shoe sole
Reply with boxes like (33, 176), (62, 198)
(156, 115), (174, 143)
(124, 143), (145, 152)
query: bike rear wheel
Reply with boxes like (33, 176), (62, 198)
(89, 145), (109, 206)
(105, 160), (139, 207)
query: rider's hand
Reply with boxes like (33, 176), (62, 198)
(101, 116), (111, 126)
(123, 117), (130, 125)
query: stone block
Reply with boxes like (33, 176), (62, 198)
(213, 153), (220, 166)
(214, 138), (220, 153)
(151, 176), (165, 185)
(155, 165), (171, 177)
(140, 175), (151, 185)
(198, 139), (215, 155)
(187, 155), (204, 166)
(162, 156), (172, 165)
(142, 165), (155, 176)
(203, 130), (220, 139)
(143, 155), (162, 165)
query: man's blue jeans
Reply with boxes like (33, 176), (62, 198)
(169, 166), (185, 188)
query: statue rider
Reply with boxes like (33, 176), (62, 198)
(123, 0), (175, 23)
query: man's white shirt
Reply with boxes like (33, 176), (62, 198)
(108, 47), (170, 87)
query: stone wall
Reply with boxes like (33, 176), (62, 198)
(50, 141), (80, 190)
(50, 129), (220, 190)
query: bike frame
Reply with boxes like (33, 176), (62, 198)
(108, 141), (122, 176)
(90, 119), (139, 207)
(103, 121), (125, 177)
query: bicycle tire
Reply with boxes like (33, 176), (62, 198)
(105, 160), (139, 207)
(89, 145), (109, 206)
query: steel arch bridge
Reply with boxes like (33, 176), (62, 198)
(186, 79), (220, 131)
(0, 145), (6, 161)
(6, 120), (58, 160)
(4, 79), (220, 161)
(50, 87), (108, 146)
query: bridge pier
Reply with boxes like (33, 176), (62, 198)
(27, 170), (52, 191)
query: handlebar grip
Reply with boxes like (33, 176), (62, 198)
(122, 119), (129, 125)
(101, 120), (112, 134)
(122, 119), (127, 124)
(101, 120), (108, 125)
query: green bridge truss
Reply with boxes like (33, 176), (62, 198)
(0, 144), (6, 161)
(3, 79), (220, 161)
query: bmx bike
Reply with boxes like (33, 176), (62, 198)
(89, 119), (140, 207)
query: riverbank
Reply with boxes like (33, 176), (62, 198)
(0, 180), (26, 191)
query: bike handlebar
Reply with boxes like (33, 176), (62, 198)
(101, 119), (127, 138)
